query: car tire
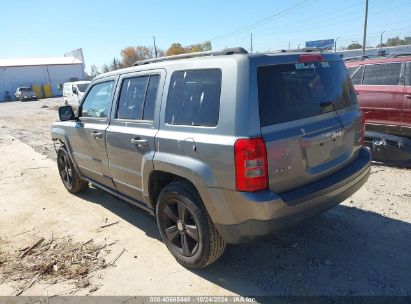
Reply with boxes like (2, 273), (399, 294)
(156, 181), (226, 269)
(57, 147), (88, 194)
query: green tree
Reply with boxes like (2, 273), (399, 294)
(166, 41), (213, 56)
(347, 43), (362, 50)
(166, 43), (186, 56)
(384, 36), (411, 47)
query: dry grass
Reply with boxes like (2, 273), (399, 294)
(0, 236), (114, 295)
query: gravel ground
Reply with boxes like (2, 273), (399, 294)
(0, 98), (410, 297)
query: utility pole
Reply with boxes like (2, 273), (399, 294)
(334, 37), (341, 53)
(153, 36), (158, 58)
(380, 30), (386, 54)
(288, 42), (291, 51)
(113, 58), (117, 70)
(250, 33), (253, 53)
(362, 0), (369, 56)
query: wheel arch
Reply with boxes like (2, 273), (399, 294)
(51, 126), (82, 177)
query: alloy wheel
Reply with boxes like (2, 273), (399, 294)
(58, 153), (73, 188)
(161, 199), (200, 257)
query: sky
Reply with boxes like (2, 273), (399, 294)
(0, 0), (410, 73)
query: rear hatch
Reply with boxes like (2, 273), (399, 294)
(257, 54), (363, 193)
(20, 87), (36, 97)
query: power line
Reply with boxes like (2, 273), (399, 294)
(210, 0), (312, 42)
(254, 0), (411, 40)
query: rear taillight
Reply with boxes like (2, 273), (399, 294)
(360, 110), (366, 145)
(234, 137), (268, 192)
(298, 54), (323, 63)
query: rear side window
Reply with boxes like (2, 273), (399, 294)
(117, 75), (160, 121)
(117, 76), (149, 120)
(258, 61), (356, 126)
(165, 69), (222, 127)
(363, 63), (402, 85)
(351, 66), (364, 85)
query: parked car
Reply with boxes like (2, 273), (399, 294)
(52, 48), (371, 268)
(345, 55), (411, 138)
(15, 87), (37, 101)
(346, 55), (411, 166)
(63, 81), (91, 105)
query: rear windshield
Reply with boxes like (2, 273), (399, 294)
(258, 61), (356, 126)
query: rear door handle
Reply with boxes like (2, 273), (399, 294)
(405, 95), (411, 99)
(131, 138), (148, 146)
(90, 131), (103, 139)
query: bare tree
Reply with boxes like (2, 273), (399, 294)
(90, 64), (99, 77)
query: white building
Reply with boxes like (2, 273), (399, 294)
(0, 57), (84, 102)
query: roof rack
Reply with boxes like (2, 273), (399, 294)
(134, 47), (248, 66)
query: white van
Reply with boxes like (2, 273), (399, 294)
(63, 81), (91, 105)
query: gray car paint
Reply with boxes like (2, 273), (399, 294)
(51, 52), (370, 242)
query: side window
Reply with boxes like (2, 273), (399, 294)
(406, 62), (411, 86)
(351, 66), (364, 85)
(117, 76), (149, 120)
(81, 81), (114, 118)
(116, 74), (160, 121)
(363, 63), (402, 85)
(143, 75), (160, 121)
(165, 69), (222, 127)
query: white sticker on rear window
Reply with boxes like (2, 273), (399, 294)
(295, 62), (331, 70)
(295, 63), (317, 70)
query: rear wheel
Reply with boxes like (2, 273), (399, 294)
(156, 181), (225, 269)
(57, 147), (88, 193)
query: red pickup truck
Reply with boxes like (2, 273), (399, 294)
(345, 55), (411, 138)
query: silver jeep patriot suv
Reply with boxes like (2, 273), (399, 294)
(52, 48), (371, 268)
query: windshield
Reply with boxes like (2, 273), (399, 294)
(76, 83), (89, 92)
(20, 87), (32, 92)
(257, 61), (357, 126)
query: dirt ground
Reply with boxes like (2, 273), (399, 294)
(0, 98), (410, 297)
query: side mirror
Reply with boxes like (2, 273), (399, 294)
(58, 105), (75, 121)
(72, 87), (78, 95)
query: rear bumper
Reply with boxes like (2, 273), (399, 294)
(214, 147), (371, 244)
(20, 96), (36, 101)
(364, 131), (411, 168)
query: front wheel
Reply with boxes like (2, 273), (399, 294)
(57, 147), (88, 193)
(156, 181), (225, 269)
